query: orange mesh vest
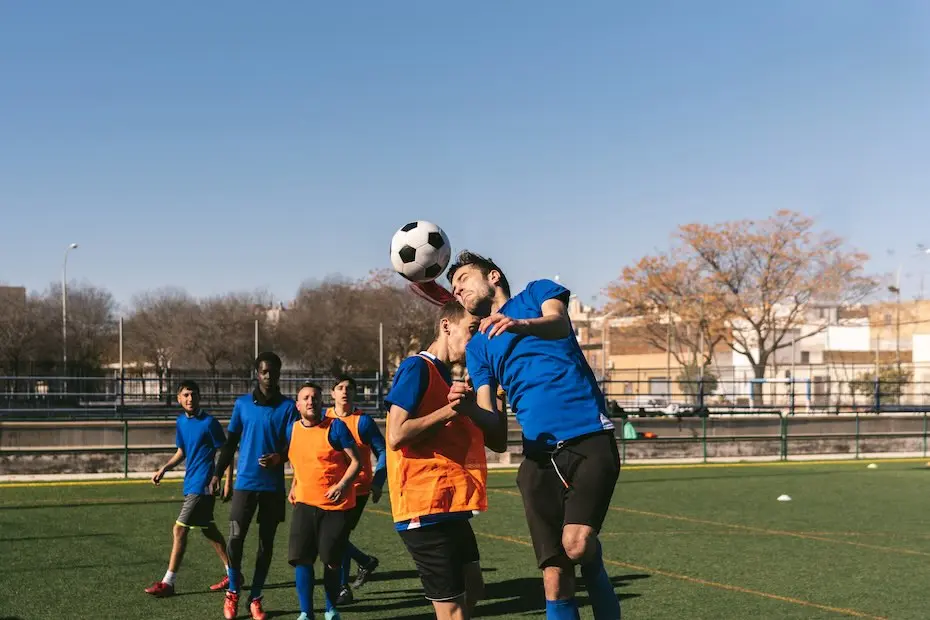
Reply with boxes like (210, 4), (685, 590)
(387, 353), (488, 523)
(326, 408), (373, 496)
(288, 418), (356, 511)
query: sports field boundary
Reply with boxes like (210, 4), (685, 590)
(2, 455), (928, 488)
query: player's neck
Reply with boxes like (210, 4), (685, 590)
(426, 339), (451, 366)
(333, 404), (351, 417)
(490, 289), (510, 314)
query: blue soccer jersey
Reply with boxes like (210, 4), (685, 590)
(228, 391), (298, 493)
(176, 410), (226, 495)
(466, 279), (613, 454)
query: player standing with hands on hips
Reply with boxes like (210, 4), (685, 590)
(211, 351), (298, 620)
(447, 251), (622, 620)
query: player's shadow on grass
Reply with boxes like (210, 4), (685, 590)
(0, 532), (118, 543)
(0, 498), (180, 511)
(473, 573), (646, 617)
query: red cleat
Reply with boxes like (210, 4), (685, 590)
(223, 590), (240, 620)
(144, 581), (175, 597)
(210, 575), (230, 591)
(249, 596), (267, 620)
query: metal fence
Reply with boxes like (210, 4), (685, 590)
(0, 371), (385, 417)
(600, 377), (930, 415)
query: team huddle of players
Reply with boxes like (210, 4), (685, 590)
(144, 251), (623, 620)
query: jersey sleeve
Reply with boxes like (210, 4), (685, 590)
(465, 339), (494, 390)
(385, 356), (429, 414)
(525, 279), (571, 310)
(209, 417), (226, 449)
(358, 414), (387, 488)
(227, 398), (243, 434)
(328, 419), (357, 452)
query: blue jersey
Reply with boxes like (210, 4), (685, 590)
(385, 351), (476, 531)
(355, 413), (388, 489)
(286, 416), (356, 451)
(228, 390), (298, 493)
(466, 279), (613, 455)
(176, 410), (226, 495)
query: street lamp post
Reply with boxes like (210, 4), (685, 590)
(62, 243), (79, 390)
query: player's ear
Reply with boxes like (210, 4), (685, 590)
(488, 269), (501, 287)
(441, 317), (451, 336)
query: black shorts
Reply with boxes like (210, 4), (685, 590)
(344, 493), (370, 532)
(228, 490), (287, 537)
(176, 494), (216, 529)
(398, 519), (480, 601)
(516, 430), (620, 568)
(288, 502), (350, 567)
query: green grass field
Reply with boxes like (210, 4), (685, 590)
(3, 460), (929, 619)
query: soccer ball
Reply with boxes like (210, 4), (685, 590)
(390, 221), (452, 283)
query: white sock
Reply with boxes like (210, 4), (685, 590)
(163, 570), (177, 585)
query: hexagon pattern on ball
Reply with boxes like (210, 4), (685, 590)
(390, 221), (452, 283)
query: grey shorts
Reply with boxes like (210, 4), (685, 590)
(176, 494), (216, 529)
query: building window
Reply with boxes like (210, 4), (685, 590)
(800, 351), (810, 364)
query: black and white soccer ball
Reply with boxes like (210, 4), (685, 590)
(390, 221), (452, 283)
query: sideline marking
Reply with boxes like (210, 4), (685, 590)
(2, 455), (926, 489)
(367, 506), (886, 619)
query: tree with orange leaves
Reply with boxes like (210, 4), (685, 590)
(605, 210), (877, 405)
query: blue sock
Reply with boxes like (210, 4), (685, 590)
(341, 551), (352, 586)
(227, 567), (241, 593)
(250, 564), (270, 601)
(581, 542), (621, 619)
(346, 541), (369, 565)
(546, 598), (581, 620)
(295, 564), (314, 615)
(323, 565), (340, 612)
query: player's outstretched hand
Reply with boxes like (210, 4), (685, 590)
(325, 482), (347, 502)
(480, 313), (523, 339)
(151, 468), (165, 486)
(370, 485), (383, 504)
(258, 453), (282, 468)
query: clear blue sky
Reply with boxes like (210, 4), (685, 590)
(3, 1), (930, 311)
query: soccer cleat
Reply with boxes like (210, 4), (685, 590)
(335, 585), (353, 606)
(223, 590), (240, 620)
(211, 572), (246, 592)
(249, 596), (267, 620)
(297, 614), (310, 620)
(144, 581), (175, 597)
(351, 556), (379, 588)
(324, 611), (341, 620)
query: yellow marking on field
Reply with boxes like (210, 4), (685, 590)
(1, 454), (925, 489)
(366, 508), (886, 618)
(474, 531), (886, 619)
(614, 506), (930, 558)
(488, 487), (930, 558)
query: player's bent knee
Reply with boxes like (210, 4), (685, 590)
(562, 525), (596, 563)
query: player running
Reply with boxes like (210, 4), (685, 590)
(145, 380), (233, 597)
(324, 375), (386, 605)
(288, 381), (363, 620)
(385, 300), (507, 620)
(211, 351), (298, 620)
(447, 251), (622, 620)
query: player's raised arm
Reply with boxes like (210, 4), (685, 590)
(386, 402), (457, 451)
(450, 382), (508, 453)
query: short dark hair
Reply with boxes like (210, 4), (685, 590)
(298, 381), (322, 394)
(177, 379), (200, 394)
(254, 351), (283, 372)
(436, 300), (468, 337)
(333, 374), (357, 391)
(446, 250), (511, 297)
